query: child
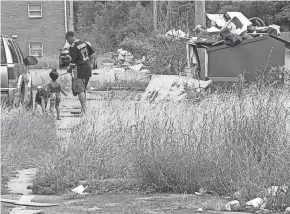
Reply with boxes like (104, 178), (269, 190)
(34, 85), (49, 114)
(47, 69), (67, 120)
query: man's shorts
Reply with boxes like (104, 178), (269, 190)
(73, 77), (90, 93)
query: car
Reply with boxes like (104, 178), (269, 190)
(1, 34), (38, 107)
(59, 41), (98, 70)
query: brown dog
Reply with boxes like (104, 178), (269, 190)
(34, 86), (49, 113)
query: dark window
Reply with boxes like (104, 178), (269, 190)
(11, 40), (23, 63)
(1, 38), (7, 64)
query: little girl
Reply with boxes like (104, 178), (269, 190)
(47, 69), (67, 120)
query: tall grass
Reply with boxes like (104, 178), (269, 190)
(1, 105), (56, 192)
(33, 84), (290, 205)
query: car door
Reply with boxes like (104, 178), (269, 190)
(1, 37), (9, 90)
(6, 38), (21, 83)
(13, 40), (32, 103)
(10, 39), (32, 103)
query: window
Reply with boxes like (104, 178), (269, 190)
(8, 39), (22, 63)
(29, 42), (43, 57)
(7, 40), (19, 63)
(13, 41), (25, 63)
(28, 4), (42, 18)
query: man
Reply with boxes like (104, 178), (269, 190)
(65, 31), (95, 115)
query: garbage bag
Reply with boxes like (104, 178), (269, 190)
(224, 33), (243, 46)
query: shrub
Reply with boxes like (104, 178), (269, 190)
(119, 34), (188, 75)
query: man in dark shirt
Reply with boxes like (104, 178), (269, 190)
(65, 31), (95, 115)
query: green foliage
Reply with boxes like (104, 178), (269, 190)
(73, 1), (290, 55)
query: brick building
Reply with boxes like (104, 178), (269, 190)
(1, 0), (74, 57)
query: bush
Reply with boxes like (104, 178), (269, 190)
(119, 34), (188, 75)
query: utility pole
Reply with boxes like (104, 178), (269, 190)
(153, 0), (157, 32)
(194, 0), (207, 79)
(69, 0), (74, 32)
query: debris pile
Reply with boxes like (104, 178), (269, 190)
(189, 12), (283, 47)
(111, 48), (149, 74)
(141, 75), (212, 103)
(194, 185), (289, 213)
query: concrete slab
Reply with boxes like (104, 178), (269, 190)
(9, 210), (44, 214)
(7, 169), (38, 195)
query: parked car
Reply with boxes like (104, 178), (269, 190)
(59, 41), (98, 70)
(1, 34), (38, 107)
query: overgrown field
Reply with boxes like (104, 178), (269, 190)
(28, 85), (290, 206)
(1, 78), (290, 210)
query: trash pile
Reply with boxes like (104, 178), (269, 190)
(112, 48), (149, 73)
(162, 12), (284, 48)
(188, 12), (282, 47)
(194, 184), (289, 213)
(141, 75), (212, 103)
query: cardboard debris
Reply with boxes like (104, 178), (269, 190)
(245, 198), (266, 209)
(141, 75), (212, 103)
(224, 200), (241, 211)
(1, 198), (58, 207)
(9, 209), (44, 214)
(165, 29), (187, 38)
(17, 196), (35, 204)
(71, 185), (89, 195)
(87, 206), (102, 211)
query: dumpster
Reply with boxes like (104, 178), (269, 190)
(187, 34), (290, 85)
(186, 12), (290, 86)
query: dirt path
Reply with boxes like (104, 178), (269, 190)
(1, 192), (231, 214)
(7, 168), (37, 195)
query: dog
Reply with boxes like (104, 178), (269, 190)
(34, 86), (50, 113)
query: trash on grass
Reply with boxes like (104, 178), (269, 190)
(224, 200), (241, 211)
(165, 29), (187, 38)
(245, 197), (266, 209)
(71, 185), (89, 195)
(266, 185), (288, 197)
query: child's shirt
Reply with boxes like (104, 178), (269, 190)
(48, 81), (61, 94)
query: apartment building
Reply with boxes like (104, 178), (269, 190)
(1, 0), (74, 57)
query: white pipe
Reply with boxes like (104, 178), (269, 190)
(64, 0), (67, 33)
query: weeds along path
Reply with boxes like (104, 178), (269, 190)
(5, 95), (84, 196)
(6, 92), (103, 195)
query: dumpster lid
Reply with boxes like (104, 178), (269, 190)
(188, 34), (290, 52)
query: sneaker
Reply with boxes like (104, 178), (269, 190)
(56, 117), (61, 120)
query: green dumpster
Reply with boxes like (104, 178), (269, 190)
(187, 34), (290, 84)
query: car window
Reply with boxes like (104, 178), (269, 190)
(7, 39), (19, 63)
(1, 38), (7, 64)
(11, 40), (23, 63)
(14, 42), (25, 60)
